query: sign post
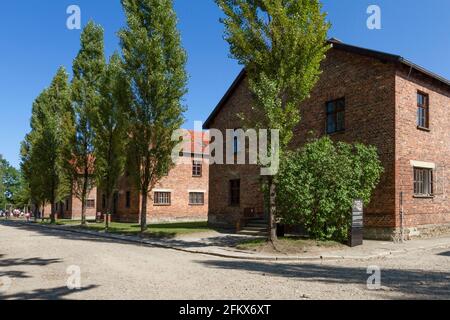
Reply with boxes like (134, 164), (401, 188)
(349, 199), (364, 247)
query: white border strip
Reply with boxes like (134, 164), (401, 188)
(410, 160), (436, 169)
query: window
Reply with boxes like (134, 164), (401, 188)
(65, 199), (69, 211)
(417, 92), (429, 129)
(154, 192), (171, 205)
(326, 98), (345, 134)
(189, 192), (205, 205)
(230, 179), (240, 206)
(414, 167), (433, 196)
(102, 194), (106, 209)
(126, 191), (131, 208)
(233, 134), (239, 154)
(192, 160), (202, 177)
(230, 129), (241, 155)
(86, 199), (96, 209)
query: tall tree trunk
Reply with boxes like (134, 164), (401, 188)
(50, 201), (56, 224)
(81, 169), (89, 226)
(105, 193), (112, 231)
(268, 176), (278, 242)
(41, 203), (46, 222)
(50, 184), (56, 224)
(33, 203), (38, 222)
(81, 195), (86, 226)
(140, 189), (148, 233)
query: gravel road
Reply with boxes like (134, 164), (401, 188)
(0, 222), (449, 300)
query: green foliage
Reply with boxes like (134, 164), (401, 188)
(92, 52), (131, 216)
(119, 0), (187, 230)
(0, 155), (21, 208)
(276, 136), (384, 241)
(216, 0), (330, 240)
(216, 0), (330, 150)
(19, 67), (71, 219)
(65, 21), (106, 224)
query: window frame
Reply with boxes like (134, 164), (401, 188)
(154, 192), (172, 206)
(189, 192), (205, 205)
(326, 98), (346, 134)
(413, 167), (434, 197)
(417, 91), (430, 130)
(125, 191), (131, 208)
(229, 179), (241, 207)
(192, 160), (203, 177)
(86, 199), (96, 209)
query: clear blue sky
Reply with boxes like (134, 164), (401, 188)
(1, 0), (449, 168)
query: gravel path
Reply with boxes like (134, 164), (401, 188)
(0, 223), (449, 300)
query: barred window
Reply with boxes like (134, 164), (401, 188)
(414, 167), (433, 196)
(417, 92), (429, 129)
(154, 192), (171, 205)
(326, 98), (345, 134)
(189, 192), (205, 205)
(86, 199), (96, 209)
(192, 160), (202, 177)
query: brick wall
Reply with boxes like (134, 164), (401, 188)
(98, 157), (209, 223)
(207, 46), (450, 239)
(395, 66), (450, 235)
(208, 48), (398, 235)
(207, 76), (266, 228)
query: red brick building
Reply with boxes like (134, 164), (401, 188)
(50, 131), (209, 223)
(203, 39), (450, 240)
(98, 157), (209, 223)
(43, 187), (98, 221)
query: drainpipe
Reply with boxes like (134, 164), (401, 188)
(400, 192), (405, 243)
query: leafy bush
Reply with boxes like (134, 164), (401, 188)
(276, 136), (384, 241)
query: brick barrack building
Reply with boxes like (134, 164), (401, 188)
(203, 39), (450, 240)
(50, 131), (209, 223)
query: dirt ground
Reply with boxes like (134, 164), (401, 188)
(0, 222), (449, 300)
(236, 238), (346, 255)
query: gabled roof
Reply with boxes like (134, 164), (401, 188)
(328, 38), (450, 87)
(203, 39), (450, 129)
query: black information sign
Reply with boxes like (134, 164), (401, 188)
(348, 199), (364, 247)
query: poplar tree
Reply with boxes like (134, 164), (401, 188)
(67, 21), (106, 226)
(119, 0), (187, 233)
(216, 0), (330, 241)
(92, 53), (131, 230)
(20, 68), (71, 223)
(20, 92), (49, 219)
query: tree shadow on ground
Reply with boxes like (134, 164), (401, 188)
(0, 270), (30, 279)
(0, 257), (62, 268)
(438, 251), (450, 257)
(0, 220), (253, 250)
(196, 260), (450, 300)
(0, 255), (63, 281)
(0, 220), (150, 247)
(0, 284), (98, 300)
